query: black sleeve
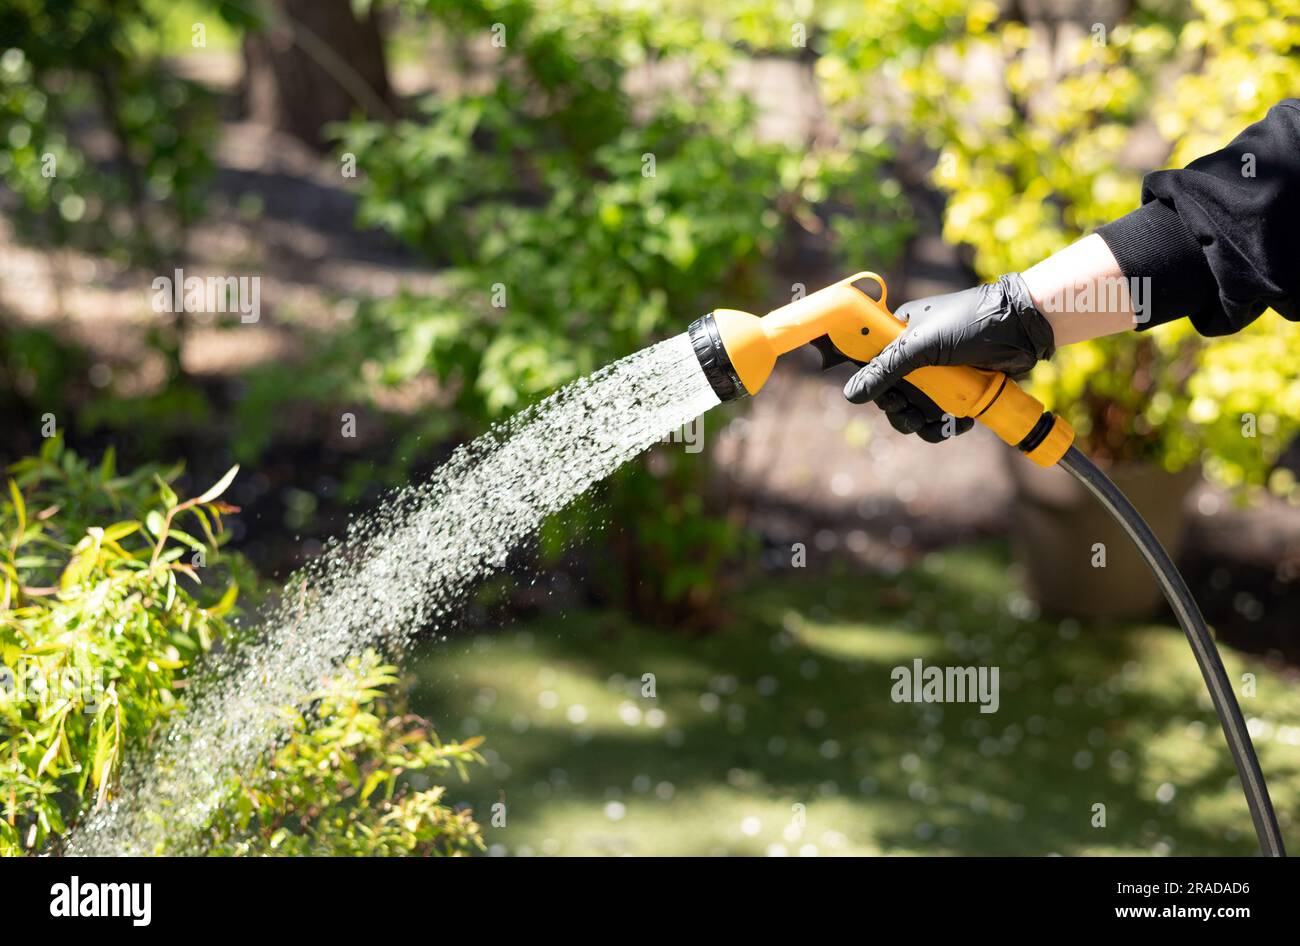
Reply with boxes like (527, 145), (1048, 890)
(1096, 98), (1300, 337)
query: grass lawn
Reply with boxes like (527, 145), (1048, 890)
(409, 544), (1300, 856)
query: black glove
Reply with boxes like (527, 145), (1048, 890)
(843, 273), (1056, 438)
(876, 379), (975, 443)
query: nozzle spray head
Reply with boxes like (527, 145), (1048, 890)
(687, 309), (777, 401)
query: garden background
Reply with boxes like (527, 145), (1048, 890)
(2, 0), (1299, 855)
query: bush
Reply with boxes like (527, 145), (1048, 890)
(0, 438), (243, 853)
(316, 2), (908, 434)
(201, 652), (484, 857)
(0, 441), (481, 855)
(0, 2), (217, 266)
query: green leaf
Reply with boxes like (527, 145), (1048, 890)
(8, 478), (26, 538)
(102, 520), (141, 542)
(208, 582), (239, 617)
(154, 474), (178, 509)
(360, 768), (387, 802)
(194, 465), (239, 505)
(98, 446), (116, 481)
(36, 732), (61, 777)
(168, 528), (207, 553)
(145, 510), (165, 538)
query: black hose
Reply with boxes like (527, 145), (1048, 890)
(1058, 445), (1286, 857)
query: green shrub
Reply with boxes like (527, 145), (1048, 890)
(308, 5), (908, 433)
(0, 438), (243, 854)
(548, 435), (756, 625)
(201, 652), (484, 857)
(0, 1), (224, 442)
(1, 441), (482, 855)
(0, 2), (217, 266)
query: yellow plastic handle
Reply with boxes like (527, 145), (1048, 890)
(763, 272), (1074, 467)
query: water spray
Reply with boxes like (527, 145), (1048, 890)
(688, 272), (1286, 857)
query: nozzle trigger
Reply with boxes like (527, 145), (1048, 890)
(809, 334), (863, 371)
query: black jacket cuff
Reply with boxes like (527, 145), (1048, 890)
(1096, 199), (1222, 332)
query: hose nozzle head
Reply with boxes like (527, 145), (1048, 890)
(687, 309), (777, 401)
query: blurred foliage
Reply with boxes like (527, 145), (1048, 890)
(0, 0), (228, 440)
(0, 325), (92, 456)
(648, 0), (1300, 489)
(235, 0), (1300, 510)
(0, 442), (481, 856)
(201, 651), (484, 856)
(5, 0), (1297, 614)
(539, 423), (757, 625)
(0, 438), (245, 854)
(130, 0), (246, 55)
(243, 0), (908, 436)
(0, 2), (218, 265)
(1, 0), (1296, 856)
(590, 451), (744, 622)
(817, 0), (1300, 489)
(2, 0), (1295, 488)
(236, 0), (911, 617)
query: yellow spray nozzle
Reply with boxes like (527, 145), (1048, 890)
(687, 272), (1075, 468)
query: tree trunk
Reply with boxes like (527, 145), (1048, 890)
(243, 0), (394, 151)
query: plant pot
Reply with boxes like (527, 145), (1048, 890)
(1005, 453), (1202, 619)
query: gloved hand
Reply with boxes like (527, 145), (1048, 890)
(843, 272), (1056, 440)
(875, 379), (975, 442)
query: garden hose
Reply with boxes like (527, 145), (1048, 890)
(688, 271), (1286, 857)
(1059, 445), (1285, 857)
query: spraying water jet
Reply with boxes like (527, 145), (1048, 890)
(69, 335), (722, 855)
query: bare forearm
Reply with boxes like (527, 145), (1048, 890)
(1021, 234), (1137, 346)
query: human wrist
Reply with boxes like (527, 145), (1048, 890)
(1021, 235), (1139, 345)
